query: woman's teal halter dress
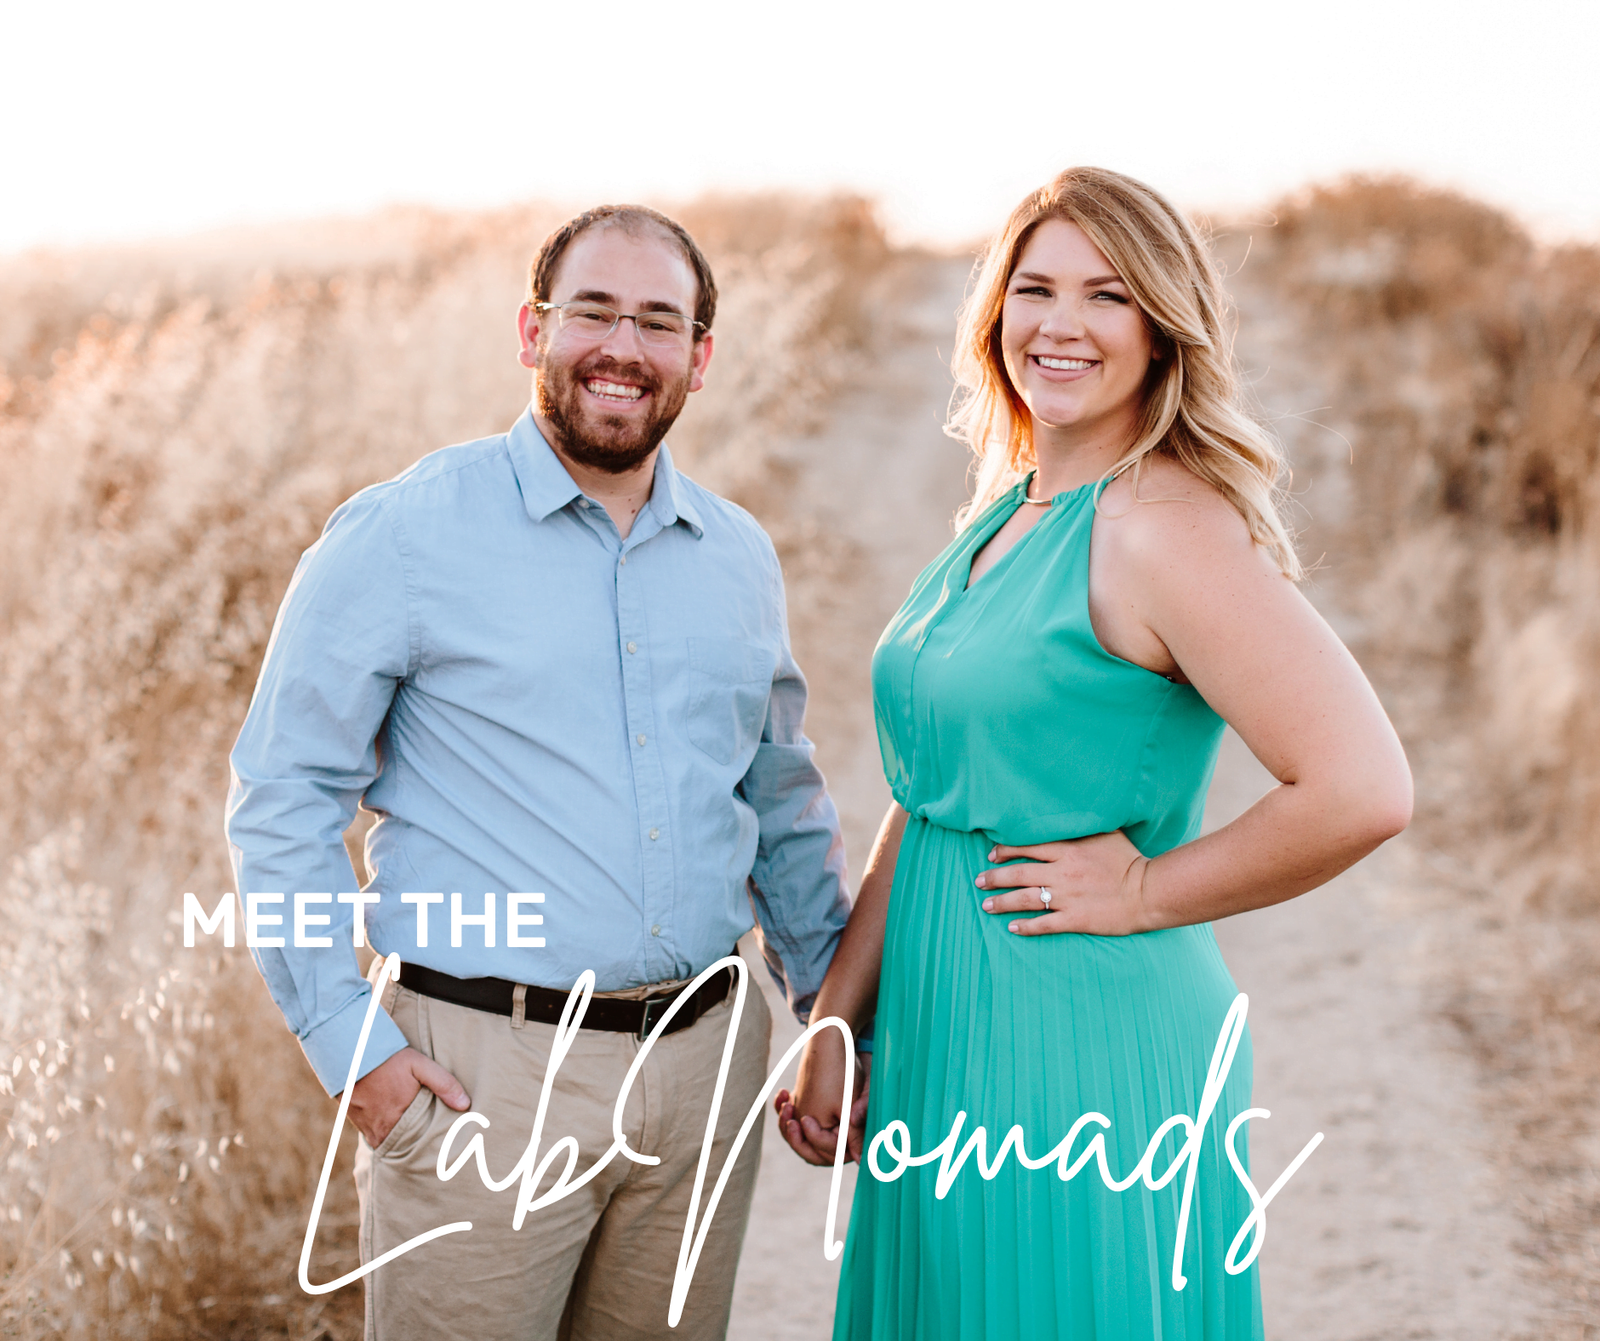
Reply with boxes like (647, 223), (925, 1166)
(834, 476), (1266, 1340)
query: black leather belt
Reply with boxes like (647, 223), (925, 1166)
(398, 962), (734, 1040)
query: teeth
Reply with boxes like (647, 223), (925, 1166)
(1037, 357), (1094, 371)
(586, 379), (644, 401)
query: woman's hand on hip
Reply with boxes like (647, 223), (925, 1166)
(976, 832), (1154, 936)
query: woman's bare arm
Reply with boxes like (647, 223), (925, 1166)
(978, 465), (1413, 934)
(775, 801), (906, 1164)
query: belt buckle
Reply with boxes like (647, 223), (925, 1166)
(637, 992), (680, 1041)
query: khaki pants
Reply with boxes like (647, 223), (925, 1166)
(353, 965), (773, 1341)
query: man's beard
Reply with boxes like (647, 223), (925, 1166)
(536, 348), (692, 475)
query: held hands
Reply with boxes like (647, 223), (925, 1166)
(773, 1031), (871, 1166)
(976, 831), (1155, 937)
(343, 1046), (472, 1148)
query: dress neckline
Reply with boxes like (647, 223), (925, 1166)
(962, 474), (1093, 594)
(1014, 471), (1099, 508)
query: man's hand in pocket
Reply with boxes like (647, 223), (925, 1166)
(342, 1047), (471, 1147)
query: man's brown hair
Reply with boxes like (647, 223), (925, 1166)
(527, 205), (717, 338)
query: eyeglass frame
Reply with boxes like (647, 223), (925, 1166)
(530, 300), (708, 345)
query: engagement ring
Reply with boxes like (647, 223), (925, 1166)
(1038, 887), (1052, 907)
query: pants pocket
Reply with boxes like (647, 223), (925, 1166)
(373, 1085), (436, 1162)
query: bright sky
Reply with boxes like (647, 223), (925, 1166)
(5, 0), (1598, 253)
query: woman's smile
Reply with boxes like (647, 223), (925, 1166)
(1028, 353), (1099, 378)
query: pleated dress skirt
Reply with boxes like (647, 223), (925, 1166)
(832, 817), (1263, 1340)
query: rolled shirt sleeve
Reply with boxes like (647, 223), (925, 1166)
(738, 550), (854, 1028)
(225, 491), (413, 1096)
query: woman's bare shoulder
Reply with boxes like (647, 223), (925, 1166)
(1094, 454), (1261, 579)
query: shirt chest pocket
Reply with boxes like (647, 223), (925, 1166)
(686, 637), (776, 766)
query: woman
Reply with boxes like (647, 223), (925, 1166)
(774, 167), (1413, 1339)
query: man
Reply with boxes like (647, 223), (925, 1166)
(226, 204), (851, 1340)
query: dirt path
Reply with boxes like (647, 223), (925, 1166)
(724, 256), (1553, 1339)
(728, 255), (973, 1338)
(1207, 734), (1544, 1340)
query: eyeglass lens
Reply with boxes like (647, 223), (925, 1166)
(557, 303), (692, 345)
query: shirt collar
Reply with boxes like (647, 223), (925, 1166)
(648, 441), (705, 538)
(508, 410), (582, 522)
(508, 408), (704, 539)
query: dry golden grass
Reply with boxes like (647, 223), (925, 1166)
(1249, 178), (1600, 871)
(0, 194), (889, 1338)
(1237, 176), (1600, 1326)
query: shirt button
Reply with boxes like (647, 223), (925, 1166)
(626, 642), (637, 654)
(619, 555), (628, 566)
(636, 733), (647, 746)
(648, 827), (660, 840)
(578, 499), (591, 508)
(651, 925), (661, 936)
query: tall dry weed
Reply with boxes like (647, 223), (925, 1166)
(0, 194), (888, 1337)
(1237, 176), (1600, 1322)
(1246, 177), (1600, 892)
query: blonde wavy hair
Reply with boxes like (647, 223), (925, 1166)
(949, 166), (1301, 579)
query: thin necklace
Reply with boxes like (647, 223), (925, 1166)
(1021, 474), (1053, 505)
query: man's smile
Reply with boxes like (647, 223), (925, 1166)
(583, 377), (647, 403)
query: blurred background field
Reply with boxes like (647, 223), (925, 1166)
(1, 181), (1597, 1338)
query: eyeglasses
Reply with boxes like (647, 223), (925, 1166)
(532, 301), (704, 347)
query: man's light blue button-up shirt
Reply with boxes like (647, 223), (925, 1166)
(226, 410), (851, 1096)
